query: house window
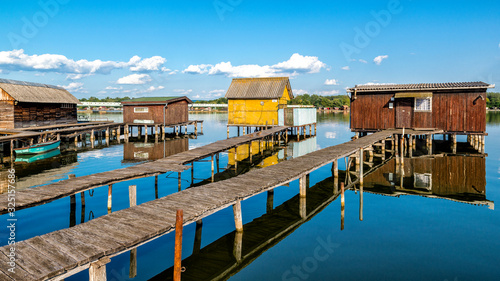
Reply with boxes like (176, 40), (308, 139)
(134, 107), (149, 113)
(415, 97), (432, 112)
(388, 102), (394, 109)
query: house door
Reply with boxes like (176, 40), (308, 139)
(396, 98), (413, 128)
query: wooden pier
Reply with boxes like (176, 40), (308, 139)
(0, 127), (415, 281)
(0, 126), (288, 214)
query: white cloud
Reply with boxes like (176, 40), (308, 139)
(0, 49), (168, 76)
(105, 86), (123, 90)
(183, 53), (326, 78)
(324, 79), (338, 85)
(359, 59), (368, 63)
(293, 89), (308, 96)
(373, 55), (389, 65)
(173, 89), (193, 96)
(359, 82), (396, 86)
(128, 55), (166, 72)
(341, 66), (350, 71)
(59, 82), (87, 93)
(116, 74), (151, 84)
(183, 64), (212, 74)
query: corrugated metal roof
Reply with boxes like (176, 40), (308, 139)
(0, 78), (79, 104)
(347, 82), (493, 93)
(121, 96), (192, 104)
(225, 77), (293, 99)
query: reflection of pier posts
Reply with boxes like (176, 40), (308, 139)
(129, 248), (137, 278)
(332, 159), (339, 194)
(340, 182), (345, 231)
(249, 141), (252, 162)
(451, 134), (457, 154)
(216, 153), (220, 173)
(191, 163), (194, 185)
(227, 126), (229, 138)
(193, 220), (203, 255)
(68, 174), (76, 227)
(233, 231), (243, 263)
(266, 190), (274, 213)
(178, 172), (182, 191)
(299, 175), (307, 198)
(234, 148), (238, 172)
(300, 197), (307, 219)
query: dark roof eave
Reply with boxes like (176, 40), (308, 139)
(347, 82), (494, 93)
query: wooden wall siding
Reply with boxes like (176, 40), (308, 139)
(13, 102), (77, 128)
(432, 91), (486, 133)
(123, 101), (188, 124)
(413, 112), (432, 128)
(350, 93), (394, 130)
(363, 156), (486, 196)
(0, 101), (14, 129)
(123, 138), (189, 161)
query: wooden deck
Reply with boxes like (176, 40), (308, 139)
(0, 128), (410, 280)
(0, 126), (289, 214)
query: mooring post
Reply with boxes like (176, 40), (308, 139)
(107, 184), (113, 213)
(341, 182), (345, 231)
(89, 257), (111, 281)
(233, 200), (243, 232)
(359, 148), (364, 185)
(299, 174), (307, 198)
(227, 126), (230, 138)
(200, 122), (203, 134)
(234, 147), (238, 172)
(174, 209), (183, 281)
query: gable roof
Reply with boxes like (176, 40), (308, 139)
(225, 77), (293, 99)
(121, 96), (192, 104)
(0, 78), (79, 104)
(347, 82), (494, 93)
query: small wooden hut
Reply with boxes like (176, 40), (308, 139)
(225, 77), (293, 126)
(0, 78), (79, 129)
(121, 96), (192, 125)
(347, 82), (494, 134)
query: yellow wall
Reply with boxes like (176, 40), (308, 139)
(228, 87), (291, 125)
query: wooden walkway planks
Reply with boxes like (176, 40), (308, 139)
(0, 126), (289, 214)
(0, 129), (404, 281)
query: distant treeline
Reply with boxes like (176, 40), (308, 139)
(194, 98), (227, 104)
(288, 94), (350, 108)
(487, 92), (500, 108)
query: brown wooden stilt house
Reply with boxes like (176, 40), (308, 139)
(347, 82), (494, 134)
(121, 96), (192, 125)
(0, 78), (79, 129)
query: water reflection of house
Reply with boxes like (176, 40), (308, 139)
(122, 138), (189, 162)
(362, 155), (493, 209)
(0, 153), (78, 193)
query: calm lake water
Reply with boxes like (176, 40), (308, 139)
(1, 112), (499, 281)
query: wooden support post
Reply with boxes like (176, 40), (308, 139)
(129, 248), (137, 278)
(267, 190), (274, 213)
(285, 129), (288, 143)
(185, 125), (187, 134)
(309, 125), (312, 136)
(193, 220), (203, 255)
(10, 140), (14, 161)
(201, 122), (203, 134)
(194, 122), (198, 135)
(297, 127), (300, 141)
(299, 175), (307, 198)
(178, 172), (182, 191)
(74, 135), (78, 147)
(144, 125), (148, 142)
(155, 175), (159, 199)
(359, 148), (364, 185)
(107, 184), (113, 212)
(249, 141), (252, 162)
(69, 193), (76, 227)
(340, 182), (345, 231)
(234, 148), (238, 172)
(89, 258), (111, 281)
(175, 126), (179, 136)
(211, 155), (215, 182)
(233, 200), (243, 232)
(303, 125), (306, 138)
(125, 125), (129, 142)
(227, 126), (230, 138)
(162, 125), (166, 140)
(129, 185), (137, 207)
(359, 180), (363, 221)
(400, 136), (404, 168)
(243, 126), (246, 135)
(174, 209), (183, 281)
(117, 125), (121, 143)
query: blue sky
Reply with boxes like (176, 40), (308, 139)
(0, 0), (499, 99)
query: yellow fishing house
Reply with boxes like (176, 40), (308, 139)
(225, 77), (293, 127)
